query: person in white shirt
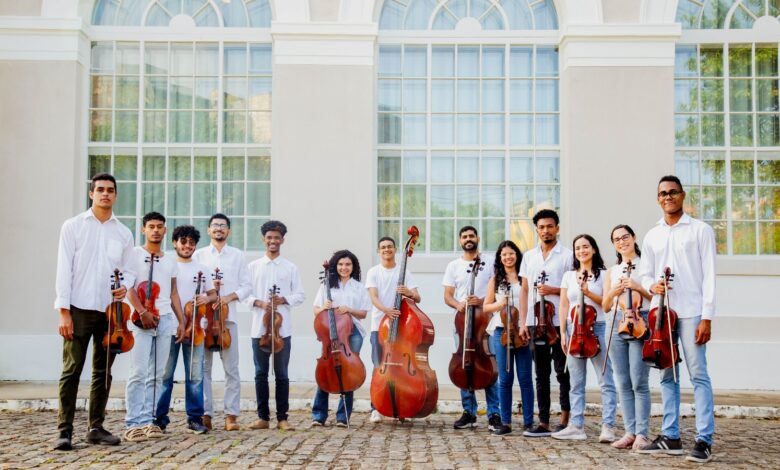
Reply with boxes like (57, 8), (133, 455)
(193, 213), (252, 431)
(552, 234), (617, 442)
(635, 175), (716, 464)
(365, 236), (420, 423)
(154, 225), (216, 435)
(310, 250), (370, 427)
(246, 220), (305, 431)
(54, 173), (135, 451)
(124, 212), (186, 442)
(518, 209), (573, 437)
(442, 226), (500, 431)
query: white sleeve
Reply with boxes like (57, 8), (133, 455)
(699, 224), (717, 320)
(54, 221), (75, 310)
(441, 262), (456, 287)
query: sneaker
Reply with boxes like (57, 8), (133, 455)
(523, 424), (553, 437)
(370, 410), (383, 423)
(53, 431), (72, 451)
(612, 433), (636, 449)
(144, 424), (165, 439)
(599, 424), (617, 443)
(122, 427), (148, 442)
(187, 421), (209, 435)
(492, 424), (512, 435)
(553, 423), (567, 432)
(635, 435), (684, 455)
(86, 427), (120, 446)
(686, 440), (713, 463)
(632, 434), (651, 451)
(551, 424), (587, 441)
(335, 421), (348, 428)
(487, 414), (502, 432)
(310, 420), (325, 428)
(453, 411), (477, 429)
(248, 419), (270, 430)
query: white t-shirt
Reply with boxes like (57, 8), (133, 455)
(313, 278), (371, 337)
(442, 254), (495, 302)
(365, 264), (417, 332)
(129, 247), (178, 317)
(174, 259), (215, 330)
(561, 269), (606, 323)
(607, 258), (644, 312)
(486, 280), (521, 335)
(518, 242), (573, 327)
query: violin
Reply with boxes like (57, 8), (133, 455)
(642, 267), (681, 380)
(448, 255), (498, 392)
(616, 260), (649, 341)
(370, 226), (438, 419)
(204, 268), (231, 351)
(259, 284), (284, 354)
(313, 261), (366, 401)
(103, 269), (133, 354)
(131, 252), (160, 329)
(566, 269), (600, 359)
(533, 271), (558, 346)
(500, 281), (528, 372)
(184, 271), (207, 347)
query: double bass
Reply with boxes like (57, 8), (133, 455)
(204, 268), (231, 351)
(533, 271), (558, 346)
(616, 260), (648, 340)
(642, 267), (681, 381)
(371, 226), (438, 419)
(448, 255), (497, 392)
(566, 270), (600, 359)
(131, 252), (160, 329)
(499, 281), (528, 372)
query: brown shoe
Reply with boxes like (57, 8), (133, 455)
(277, 420), (295, 431)
(248, 419), (269, 430)
(202, 415), (212, 431)
(225, 415), (240, 431)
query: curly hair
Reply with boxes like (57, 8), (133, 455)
(492, 240), (523, 291)
(326, 249), (362, 289)
(571, 234), (605, 280)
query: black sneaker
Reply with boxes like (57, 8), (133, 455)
(492, 424), (512, 435)
(86, 427), (120, 446)
(523, 425), (553, 437)
(53, 431), (72, 451)
(453, 411), (477, 429)
(635, 435), (684, 455)
(187, 421), (209, 435)
(686, 440), (713, 463)
(488, 414), (502, 432)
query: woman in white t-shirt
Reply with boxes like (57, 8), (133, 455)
(483, 240), (534, 435)
(552, 234), (618, 442)
(310, 250), (370, 427)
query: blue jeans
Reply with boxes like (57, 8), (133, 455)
(460, 333), (500, 417)
(609, 311), (650, 437)
(491, 327), (534, 427)
(125, 314), (173, 428)
(660, 315), (715, 445)
(155, 338), (205, 427)
(311, 329), (364, 424)
(252, 336), (292, 422)
(565, 321), (618, 428)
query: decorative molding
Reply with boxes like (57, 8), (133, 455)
(561, 23), (681, 69)
(272, 21), (377, 66)
(0, 16), (89, 65)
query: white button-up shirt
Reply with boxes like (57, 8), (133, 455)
(518, 241), (574, 327)
(54, 209), (135, 312)
(246, 255), (305, 339)
(193, 243), (252, 323)
(638, 213), (717, 320)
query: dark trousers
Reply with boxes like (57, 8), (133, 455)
(530, 327), (570, 424)
(57, 306), (115, 434)
(252, 336), (292, 422)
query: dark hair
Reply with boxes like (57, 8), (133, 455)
(208, 213), (231, 228)
(326, 250), (362, 289)
(571, 234), (605, 280)
(90, 173), (117, 192)
(493, 240), (523, 290)
(533, 209), (559, 226)
(261, 220), (287, 237)
(142, 211), (165, 226)
(610, 224), (641, 264)
(459, 225), (478, 237)
(658, 175), (684, 192)
(378, 236), (396, 248)
(172, 225), (200, 243)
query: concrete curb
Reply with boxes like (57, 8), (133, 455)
(2, 398), (778, 419)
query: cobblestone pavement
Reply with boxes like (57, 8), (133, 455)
(1, 411), (778, 469)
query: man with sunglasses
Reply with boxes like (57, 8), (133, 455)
(636, 175), (716, 463)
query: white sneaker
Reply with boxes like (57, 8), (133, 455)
(370, 410), (382, 423)
(599, 424), (617, 443)
(551, 424), (587, 440)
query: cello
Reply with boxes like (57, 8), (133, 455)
(566, 270), (600, 360)
(448, 255), (498, 392)
(204, 268), (231, 351)
(184, 271), (208, 380)
(313, 261), (366, 425)
(370, 226), (438, 419)
(499, 281), (528, 372)
(616, 260), (648, 340)
(533, 271), (558, 346)
(642, 267), (681, 381)
(131, 252), (160, 328)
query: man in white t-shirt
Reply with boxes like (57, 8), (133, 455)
(442, 226), (500, 431)
(365, 236), (420, 423)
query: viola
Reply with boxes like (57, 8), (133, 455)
(499, 281), (528, 372)
(131, 252), (160, 329)
(642, 267), (681, 379)
(566, 270), (600, 359)
(259, 284), (284, 354)
(103, 269), (134, 354)
(533, 271), (558, 346)
(616, 260), (649, 341)
(313, 261), (366, 399)
(370, 226), (438, 419)
(183, 271), (207, 347)
(204, 268), (231, 351)
(448, 255), (498, 392)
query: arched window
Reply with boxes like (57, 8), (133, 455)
(87, 0), (273, 251)
(376, 0), (560, 253)
(675, 0), (779, 255)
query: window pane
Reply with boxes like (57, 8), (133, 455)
(229, 218), (244, 251)
(224, 44), (247, 74)
(379, 113), (401, 144)
(89, 152), (111, 177)
(758, 152), (780, 183)
(379, 46), (402, 77)
(169, 154), (191, 181)
(758, 186), (779, 220)
(458, 47), (479, 77)
(246, 218), (269, 251)
(248, 111), (271, 144)
(701, 79), (723, 111)
(114, 182), (136, 216)
(403, 80), (426, 112)
(404, 46), (426, 77)
(730, 113), (754, 146)
(250, 44), (272, 74)
(701, 152), (726, 184)
(509, 219), (534, 252)
(457, 115), (479, 145)
(482, 219), (504, 252)
(732, 221), (756, 254)
(729, 79), (752, 111)
(403, 114), (426, 145)
(701, 114), (724, 146)
(196, 43), (219, 76)
(675, 114), (699, 146)
(535, 80), (558, 112)
(729, 46), (752, 77)
(458, 80), (479, 112)
(404, 156), (426, 183)
(168, 183), (191, 216)
(482, 115), (504, 145)
(379, 79), (401, 112)
(536, 153), (559, 183)
(759, 222), (779, 254)
(731, 186), (755, 220)
(377, 220), (401, 242)
(731, 153), (755, 184)
(171, 43), (194, 76)
(193, 111), (217, 143)
(482, 157), (504, 183)
(142, 182), (164, 214)
(510, 47), (532, 77)
(196, 78), (219, 109)
(510, 154), (533, 182)
(222, 182), (244, 215)
(432, 79), (454, 112)
(535, 115), (559, 145)
(378, 155), (402, 183)
(222, 155), (245, 181)
(223, 111), (246, 143)
(192, 183), (216, 216)
(194, 154), (216, 180)
(700, 46), (723, 77)
(145, 77), (167, 109)
(757, 79), (779, 112)
(432, 46), (455, 77)
(758, 114), (780, 146)
(145, 43), (168, 74)
(431, 219), (455, 252)
(510, 115), (532, 146)
(457, 185), (479, 217)
(404, 185), (426, 217)
(676, 151), (700, 185)
(675, 45), (697, 77)
(224, 77), (247, 110)
(247, 154), (271, 181)
(90, 110), (112, 142)
(114, 153), (136, 180)
(675, 79), (698, 112)
(169, 111), (192, 143)
(115, 111), (138, 142)
(536, 47), (558, 77)
(431, 185), (454, 216)
(431, 155), (454, 183)
(171, 77), (194, 109)
(756, 45), (778, 77)
(482, 47), (504, 78)
(378, 185), (400, 217)
(536, 185), (560, 212)
(91, 76), (113, 108)
(482, 186), (504, 217)
(432, 114), (454, 145)
(91, 42), (114, 74)
(510, 185), (533, 218)
(510, 80), (532, 112)
(457, 156), (478, 183)
(701, 186), (726, 219)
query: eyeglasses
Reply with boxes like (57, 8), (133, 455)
(178, 238), (197, 246)
(210, 223), (229, 229)
(657, 189), (683, 199)
(612, 234), (632, 243)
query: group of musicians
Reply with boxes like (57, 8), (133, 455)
(54, 173), (716, 464)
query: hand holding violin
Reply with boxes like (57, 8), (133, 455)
(650, 280), (671, 295)
(112, 285), (127, 302)
(537, 283), (557, 296)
